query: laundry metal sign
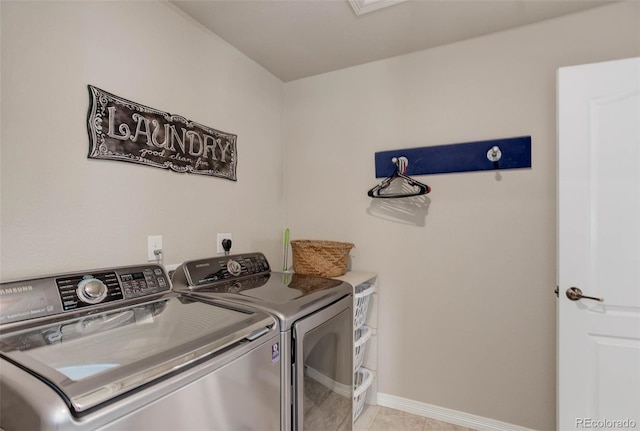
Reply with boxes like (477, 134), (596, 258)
(87, 85), (237, 180)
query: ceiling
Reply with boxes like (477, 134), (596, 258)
(170, 0), (613, 82)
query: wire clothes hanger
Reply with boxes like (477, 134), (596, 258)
(367, 156), (431, 199)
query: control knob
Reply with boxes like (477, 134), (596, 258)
(226, 259), (243, 277)
(76, 277), (108, 304)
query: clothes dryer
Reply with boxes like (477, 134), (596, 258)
(172, 253), (354, 431)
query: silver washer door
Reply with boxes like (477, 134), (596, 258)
(0, 295), (275, 412)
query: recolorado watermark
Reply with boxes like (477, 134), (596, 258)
(576, 418), (637, 429)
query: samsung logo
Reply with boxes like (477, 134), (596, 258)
(195, 263), (210, 268)
(0, 285), (33, 295)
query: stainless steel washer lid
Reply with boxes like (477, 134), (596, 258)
(0, 294), (276, 413)
(172, 254), (353, 330)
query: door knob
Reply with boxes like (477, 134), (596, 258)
(566, 287), (604, 302)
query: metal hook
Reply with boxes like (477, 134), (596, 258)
(392, 156), (408, 174)
(487, 146), (502, 162)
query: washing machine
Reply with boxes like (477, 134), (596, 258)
(172, 252), (354, 431)
(0, 263), (281, 430)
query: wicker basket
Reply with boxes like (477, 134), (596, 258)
(290, 240), (354, 277)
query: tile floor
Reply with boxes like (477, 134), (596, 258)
(303, 371), (475, 431)
(355, 405), (476, 431)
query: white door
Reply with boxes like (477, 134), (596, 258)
(558, 57), (640, 431)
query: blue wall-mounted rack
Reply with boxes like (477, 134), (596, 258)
(374, 136), (531, 178)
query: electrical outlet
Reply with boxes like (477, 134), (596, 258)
(148, 235), (163, 261)
(217, 233), (232, 254)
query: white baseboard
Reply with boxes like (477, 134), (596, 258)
(376, 393), (536, 431)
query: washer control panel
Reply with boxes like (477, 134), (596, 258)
(0, 264), (172, 325)
(56, 265), (170, 311)
(184, 253), (270, 287)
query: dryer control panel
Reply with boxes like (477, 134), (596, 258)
(0, 264), (171, 325)
(183, 253), (270, 287)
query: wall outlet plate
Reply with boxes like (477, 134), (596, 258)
(217, 233), (232, 254)
(148, 235), (163, 261)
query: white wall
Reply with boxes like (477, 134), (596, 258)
(0, 1), (284, 280)
(283, 3), (640, 430)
